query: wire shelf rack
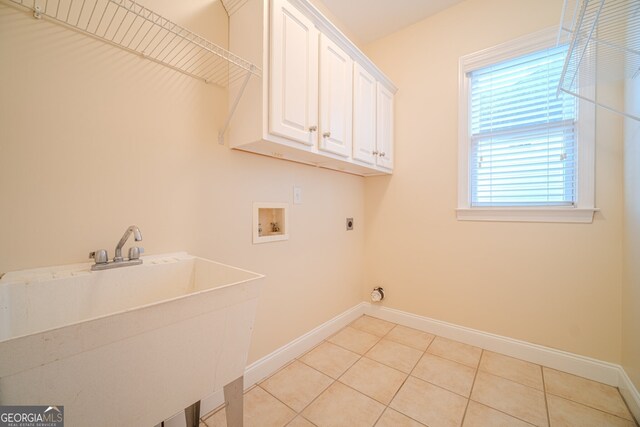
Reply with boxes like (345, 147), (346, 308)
(558, 0), (640, 121)
(6, 0), (261, 88)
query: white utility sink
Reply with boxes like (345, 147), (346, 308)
(0, 252), (264, 427)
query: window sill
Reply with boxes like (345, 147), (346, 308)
(456, 207), (599, 224)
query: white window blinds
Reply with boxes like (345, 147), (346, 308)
(469, 45), (577, 207)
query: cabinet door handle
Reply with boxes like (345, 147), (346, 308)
(308, 126), (317, 132)
(322, 131), (331, 138)
(372, 150), (378, 156)
(380, 152), (386, 157)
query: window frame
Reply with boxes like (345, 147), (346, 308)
(457, 27), (596, 224)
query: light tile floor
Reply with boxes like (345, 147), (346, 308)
(201, 316), (638, 427)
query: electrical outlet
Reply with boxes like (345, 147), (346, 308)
(346, 218), (354, 230)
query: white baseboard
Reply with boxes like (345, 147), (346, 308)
(365, 304), (620, 385)
(163, 302), (367, 427)
(619, 367), (640, 423)
(365, 303), (639, 422)
(242, 302), (367, 390)
(165, 302), (639, 426)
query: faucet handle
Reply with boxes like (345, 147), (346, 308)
(128, 246), (144, 260)
(89, 249), (109, 264)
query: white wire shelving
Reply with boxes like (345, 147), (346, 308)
(5, 0), (261, 141)
(7, 0), (261, 87)
(558, 0), (640, 121)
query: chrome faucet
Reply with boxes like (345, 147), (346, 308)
(89, 225), (144, 271)
(114, 225), (142, 262)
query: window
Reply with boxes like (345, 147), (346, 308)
(470, 45), (575, 207)
(457, 28), (596, 223)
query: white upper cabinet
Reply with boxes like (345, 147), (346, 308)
(376, 82), (394, 170)
(269, 0), (319, 146)
(353, 65), (394, 170)
(352, 62), (377, 165)
(228, 0), (396, 176)
(319, 35), (353, 158)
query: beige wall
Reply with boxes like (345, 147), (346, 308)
(0, 1), (364, 364)
(363, 0), (624, 362)
(623, 71), (640, 388)
(307, 0), (364, 48)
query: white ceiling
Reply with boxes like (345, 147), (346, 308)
(321, 0), (465, 44)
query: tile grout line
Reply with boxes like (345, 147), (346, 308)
(469, 371), (549, 425)
(368, 344), (427, 407)
(339, 318), (395, 410)
(281, 366), (323, 427)
(336, 380), (391, 417)
(392, 331), (479, 426)
(467, 374), (546, 425)
(295, 354), (356, 382)
(338, 318), (424, 425)
(542, 368), (636, 421)
(478, 369), (549, 393)
(253, 384), (299, 417)
(460, 348), (483, 426)
(336, 363), (406, 407)
(285, 411), (319, 427)
(359, 326), (427, 375)
(201, 403), (225, 424)
(463, 360), (550, 426)
(363, 354), (419, 377)
(381, 328), (437, 352)
(405, 335), (431, 379)
(359, 320), (414, 425)
(405, 336), (484, 401)
(545, 391), (640, 424)
(468, 400), (539, 426)
(258, 358), (299, 386)
(299, 338), (334, 359)
(461, 349), (542, 426)
(328, 330), (383, 356)
(425, 336), (483, 370)
(541, 365), (551, 427)
(293, 335), (384, 423)
(380, 339), (430, 425)
(411, 350), (481, 399)
(288, 320), (372, 423)
(543, 367), (636, 421)
(338, 318), (429, 425)
(616, 384), (640, 427)
(262, 358), (336, 416)
(256, 383), (308, 425)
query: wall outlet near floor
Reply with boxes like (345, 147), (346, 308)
(346, 218), (354, 230)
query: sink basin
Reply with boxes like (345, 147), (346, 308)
(0, 252), (264, 426)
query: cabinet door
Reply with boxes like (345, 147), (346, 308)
(352, 63), (377, 165)
(319, 35), (353, 157)
(270, 0), (319, 146)
(376, 83), (394, 170)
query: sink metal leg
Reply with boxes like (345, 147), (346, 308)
(184, 401), (201, 427)
(224, 376), (244, 427)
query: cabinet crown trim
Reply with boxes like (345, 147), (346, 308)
(287, 0), (397, 94)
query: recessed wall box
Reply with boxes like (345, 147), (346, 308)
(253, 202), (289, 244)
